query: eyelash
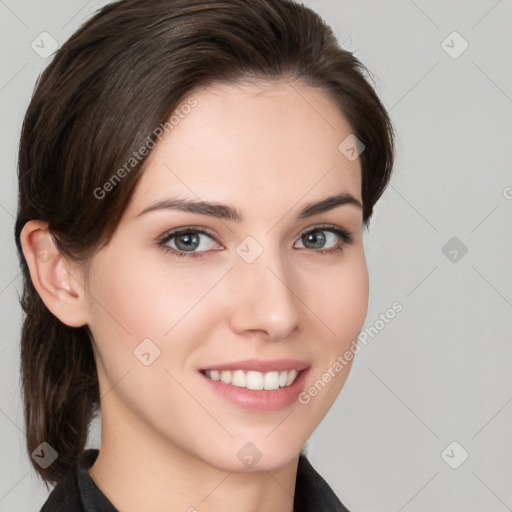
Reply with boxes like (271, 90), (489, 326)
(156, 224), (354, 259)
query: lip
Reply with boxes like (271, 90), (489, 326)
(199, 358), (310, 373)
(199, 366), (311, 412)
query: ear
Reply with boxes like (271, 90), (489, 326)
(19, 220), (89, 327)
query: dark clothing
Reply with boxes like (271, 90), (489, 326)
(40, 449), (350, 511)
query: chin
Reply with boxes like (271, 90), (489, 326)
(198, 438), (303, 474)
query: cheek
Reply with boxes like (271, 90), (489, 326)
(84, 252), (165, 377)
(85, 250), (228, 383)
(88, 251), (216, 337)
(297, 250), (368, 407)
(305, 248), (369, 349)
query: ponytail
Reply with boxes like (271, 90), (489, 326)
(19, 273), (99, 484)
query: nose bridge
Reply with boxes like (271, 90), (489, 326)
(228, 238), (300, 338)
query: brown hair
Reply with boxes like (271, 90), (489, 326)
(15, 0), (395, 485)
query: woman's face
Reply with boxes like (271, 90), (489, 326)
(82, 80), (368, 471)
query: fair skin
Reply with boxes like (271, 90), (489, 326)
(21, 80), (368, 512)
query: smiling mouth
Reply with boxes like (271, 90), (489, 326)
(200, 369), (302, 391)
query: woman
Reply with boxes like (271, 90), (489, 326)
(15, 0), (395, 510)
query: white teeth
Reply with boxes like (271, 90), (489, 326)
(263, 371), (280, 390)
(231, 370), (246, 387)
(286, 369), (298, 386)
(204, 369), (301, 390)
(247, 371), (264, 390)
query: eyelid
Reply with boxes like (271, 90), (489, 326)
(156, 223), (354, 258)
(158, 223), (352, 242)
(156, 225), (220, 245)
(295, 223), (353, 244)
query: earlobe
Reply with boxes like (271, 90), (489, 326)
(19, 220), (89, 327)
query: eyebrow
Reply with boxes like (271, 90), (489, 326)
(135, 191), (362, 222)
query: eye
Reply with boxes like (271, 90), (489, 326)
(156, 227), (221, 259)
(156, 224), (354, 259)
(294, 225), (353, 255)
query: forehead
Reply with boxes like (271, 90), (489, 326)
(126, 80), (362, 221)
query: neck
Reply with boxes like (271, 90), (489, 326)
(88, 399), (298, 512)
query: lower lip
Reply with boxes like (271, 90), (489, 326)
(199, 368), (310, 412)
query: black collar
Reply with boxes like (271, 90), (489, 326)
(40, 449), (351, 511)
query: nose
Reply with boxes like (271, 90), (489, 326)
(227, 246), (300, 341)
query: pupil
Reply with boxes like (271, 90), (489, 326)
(176, 233), (199, 251)
(305, 230), (325, 249)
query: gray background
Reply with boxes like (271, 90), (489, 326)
(1, 0), (511, 510)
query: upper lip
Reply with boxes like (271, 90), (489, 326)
(200, 358), (310, 373)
